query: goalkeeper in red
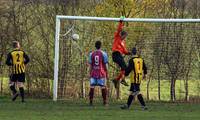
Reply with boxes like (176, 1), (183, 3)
(88, 41), (108, 106)
(121, 47), (147, 110)
(112, 16), (130, 88)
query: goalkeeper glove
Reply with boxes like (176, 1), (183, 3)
(120, 16), (125, 22)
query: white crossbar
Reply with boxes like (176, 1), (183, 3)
(57, 15), (200, 23)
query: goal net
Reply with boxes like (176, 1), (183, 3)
(53, 16), (200, 101)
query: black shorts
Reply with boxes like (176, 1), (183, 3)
(112, 51), (127, 70)
(130, 83), (140, 92)
(10, 73), (25, 82)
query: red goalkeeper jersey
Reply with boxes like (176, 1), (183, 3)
(112, 22), (128, 55)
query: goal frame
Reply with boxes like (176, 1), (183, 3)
(53, 15), (200, 101)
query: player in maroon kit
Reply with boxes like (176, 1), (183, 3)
(88, 41), (108, 106)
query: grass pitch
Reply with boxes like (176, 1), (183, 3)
(0, 97), (199, 120)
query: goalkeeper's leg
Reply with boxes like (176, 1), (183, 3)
(112, 52), (128, 87)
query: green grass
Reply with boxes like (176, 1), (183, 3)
(1, 78), (200, 100)
(0, 97), (200, 120)
(120, 79), (200, 100)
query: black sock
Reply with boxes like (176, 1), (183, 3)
(19, 87), (24, 101)
(89, 88), (94, 104)
(10, 85), (17, 95)
(127, 95), (134, 107)
(137, 94), (145, 106)
(101, 88), (107, 104)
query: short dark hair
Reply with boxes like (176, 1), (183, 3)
(12, 41), (19, 48)
(132, 47), (137, 55)
(120, 30), (128, 36)
(95, 41), (101, 49)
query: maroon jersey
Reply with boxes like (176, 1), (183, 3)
(89, 50), (107, 79)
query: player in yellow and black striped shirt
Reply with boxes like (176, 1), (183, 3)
(121, 47), (147, 110)
(6, 41), (30, 102)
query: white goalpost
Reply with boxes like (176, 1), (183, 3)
(53, 15), (200, 101)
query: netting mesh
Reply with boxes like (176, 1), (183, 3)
(56, 20), (200, 101)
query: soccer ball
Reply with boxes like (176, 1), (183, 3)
(72, 34), (79, 40)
